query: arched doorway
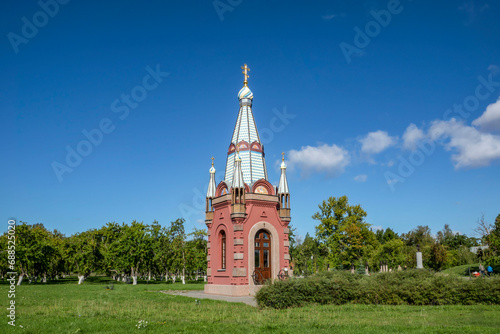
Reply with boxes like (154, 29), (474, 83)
(254, 229), (271, 284)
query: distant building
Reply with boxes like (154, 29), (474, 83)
(204, 65), (291, 296)
(470, 245), (489, 253)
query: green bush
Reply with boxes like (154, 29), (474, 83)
(255, 270), (500, 309)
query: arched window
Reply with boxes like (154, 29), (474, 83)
(220, 230), (226, 270)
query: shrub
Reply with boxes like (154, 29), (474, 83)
(255, 270), (500, 309)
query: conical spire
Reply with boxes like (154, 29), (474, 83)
(224, 64), (268, 185)
(232, 147), (245, 189)
(206, 157), (216, 198)
(278, 152), (289, 195)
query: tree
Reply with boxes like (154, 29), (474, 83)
(168, 218), (187, 284)
(66, 229), (102, 284)
(117, 221), (151, 285)
(185, 228), (207, 280)
(373, 238), (406, 268)
(98, 222), (122, 279)
(0, 234), (9, 279)
(314, 195), (372, 268)
(153, 225), (174, 282)
(47, 229), (66, 280)
(375, 228), (399, 244)
(15, 223), (54, 285)
(474, 213), (492, 243)
(292, 233), (323, 274)
(485, 214), (500, 265)
(428, 243), (448, 271)
(401, 225), (435, 247)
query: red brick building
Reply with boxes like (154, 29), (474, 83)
(204, 65), (291, 296)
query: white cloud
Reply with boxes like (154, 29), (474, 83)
(472, 97), (500, 132)
(288, 143), (350, 177)
(322, 13), (345, 21)
(354, 174), (368, 182)
(402, 124), (425, 150)
(371, 225), (383, 231)
(428, 119), (500, 168)
(359, 130), (398, 154)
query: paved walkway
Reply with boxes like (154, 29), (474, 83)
(161, 290), (257, 307)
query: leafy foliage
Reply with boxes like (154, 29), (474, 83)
(313, 196), (374, 268)
(256, 270), (500, 309)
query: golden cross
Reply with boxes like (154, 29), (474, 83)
(282, 152), (285, 161)
(241, 64), (250, 86)
(211, 157), (214, 166)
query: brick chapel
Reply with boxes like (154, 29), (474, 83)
(204, 64), (291, 296)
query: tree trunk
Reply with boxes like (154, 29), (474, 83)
(204, 275), (207, 282)
(131, 267), (138, 285)
(172, 274), (176, 283)
(17, 273), (24, 286)
(42, 274), (47, 283)
(78, 275), (85, 285)
(182, 250), (186, 285)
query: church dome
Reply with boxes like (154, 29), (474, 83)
(238, 86), (253, 100)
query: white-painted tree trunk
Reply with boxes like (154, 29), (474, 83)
(17, 274), (24, 286)
(132, 275), (138, 285)
(172, 275), (176, 283)
(204, 275), (207, 282)
(78, 275), (85, 285)
(42, 275), (47, 283)
(181, 275), (185, 285)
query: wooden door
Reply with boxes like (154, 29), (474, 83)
(254, 230), (271, 283)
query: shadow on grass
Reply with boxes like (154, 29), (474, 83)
(0, 275), (207, 287)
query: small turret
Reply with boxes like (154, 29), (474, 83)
(231, 148), (246, 220)
(278, 152), (290, 221)
(205, 157), (216, 224)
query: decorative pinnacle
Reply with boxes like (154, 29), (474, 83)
(282, 152), (285, 162)
(241, 64), (250, 86)
(211, 157), (214, 167)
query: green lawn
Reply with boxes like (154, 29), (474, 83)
(441, 263), (499, 277)
(1, 277), (499, 333)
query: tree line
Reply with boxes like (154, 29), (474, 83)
(290, 195), (500, 274)
(0, 218), (207, 286)
(3, 195), (499, 285)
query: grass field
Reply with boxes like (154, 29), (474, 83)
(1, 276), (499, 333)
(441, 263), (499, 277)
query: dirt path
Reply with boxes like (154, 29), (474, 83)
(160, 290), (257, 307)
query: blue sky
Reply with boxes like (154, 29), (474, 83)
(1, 0), (499, 240)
